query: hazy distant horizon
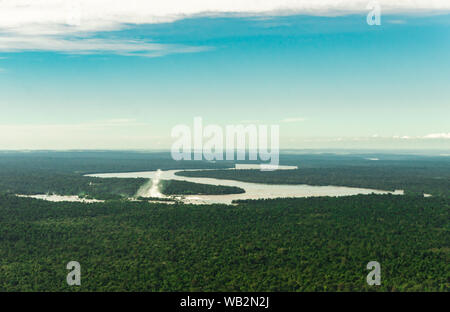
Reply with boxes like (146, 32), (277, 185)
(0, 148), (448, 156)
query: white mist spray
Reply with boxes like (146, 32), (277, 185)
(135, 169), (164, 198)
(149, 169), (163, 198)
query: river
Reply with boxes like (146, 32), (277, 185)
(86, 167), (403, 204)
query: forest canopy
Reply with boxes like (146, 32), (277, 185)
(0, 194), (448, 291)
(0, 151), (448, 291)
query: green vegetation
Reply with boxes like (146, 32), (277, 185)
(0, 170), (146, 200)
(0, 151), (233, 174)
(159, 180), (245, 195)
(0, 151), (448, 291)
(0, 194), (448, 291)
(0, 151), (233, 200)
(136, 196), (176, 202)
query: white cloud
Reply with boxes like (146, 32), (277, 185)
(291, 134), (450, 142)
(0, 0), (449, 55)
(0, 35), (210, 56)
(281, 117), (306, 123)
(393, 133), (450, 139)
(422, 133), (450, 139)
(1, 0), (449, 33)
(387, 19), (407, 24)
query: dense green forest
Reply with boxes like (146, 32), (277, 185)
(0, 194), (448, 291)
(0, 170), (146, 200)
(136, 196), (176, 202)
(159, 180), (245, 195)
(0, 151), (448, 205)
(1, 151), (448, 199)
(177, 166), (450, 197)
(0, 151), (448, 291)
(0, 151), (233, 174)
(0, 151), (233, 200)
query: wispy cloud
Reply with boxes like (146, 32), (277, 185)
(0, 1), (449, 56)
(392, 133), (450, 139)
(288, 133), (450, 143)
(281, 117), (306, 123)
(2, 1), (449, 34)
(422, 133), (450, 139)
(387, 19), (407, 24)
(0, 35), (210, 57)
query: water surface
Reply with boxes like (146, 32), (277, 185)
(87, 168), (403, 204)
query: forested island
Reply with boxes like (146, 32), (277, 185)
(159, 180), (245, 195)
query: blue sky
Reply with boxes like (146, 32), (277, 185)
(0, 1), (449, 149)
